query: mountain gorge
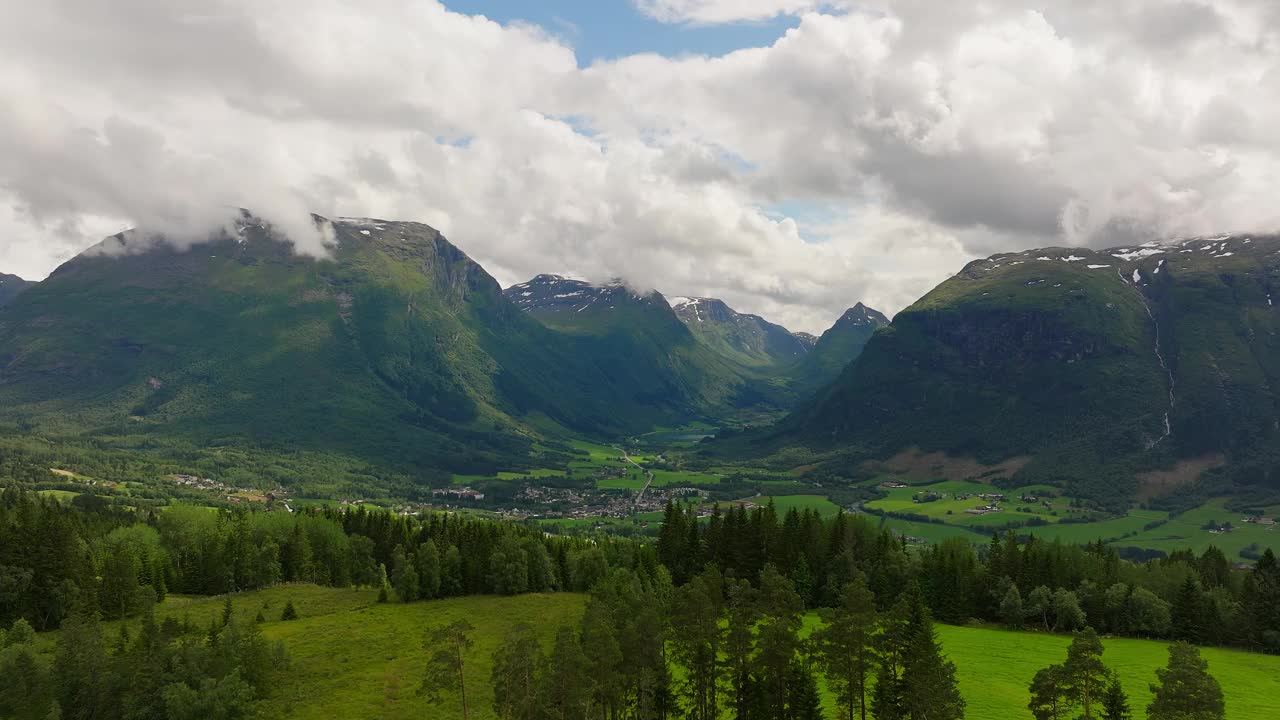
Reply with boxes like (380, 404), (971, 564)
(504, 274), (885, 416)
(778, 235), (1280, 505)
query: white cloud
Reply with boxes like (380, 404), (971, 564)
(632, 1), (853, 24)
(3, 0), (1280, 333)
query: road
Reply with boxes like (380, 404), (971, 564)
(615, 444), (656, 507)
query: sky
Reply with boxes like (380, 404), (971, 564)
(2, 1), (1280, 332)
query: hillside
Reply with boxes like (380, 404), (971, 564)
(504, 275), (789, 421)
(668, 295), (809, 368)
(0, 271), (31, 308)
(60, 585), (1280, 720)
(0, 217), (743, 479)
(785, 302), (889, 396)
(780, 235), (1280, 506)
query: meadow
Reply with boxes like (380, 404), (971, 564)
(54, 586), (1278, 720)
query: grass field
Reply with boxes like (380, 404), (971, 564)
(1114, 498), (1280, 558)
(45, 586), (1277, 720)
(865, 479), (1104, 529)
(752, 494), (845, 517)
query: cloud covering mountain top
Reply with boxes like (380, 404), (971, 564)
(2, 0), (1278, 332)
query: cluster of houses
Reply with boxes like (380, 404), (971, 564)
(1243, 515), (1277, 527)
(431, 487), (485, 501)
(168, 474), (290, 510)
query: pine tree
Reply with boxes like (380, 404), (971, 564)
(669, 571), (723, 720)
(1061, 628), (1109, 718)
(1146, 642), (1225, 720)
(542, 625), (590, 720)
(755, 564), (804, 718)
(420, 620), (475, 720)
(1028, 664), (1068, 720)
(814, 576), (878, 720)
(490, 623), (543, 720)
(280, 600), (298, 621)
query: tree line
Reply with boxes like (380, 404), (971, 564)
(426, 564), (963, 720)
(0, 595), (285, 720)
(656, 501), (1280, 653)
(0, 486), (628, 631)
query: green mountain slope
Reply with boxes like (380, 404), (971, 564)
(0, 272), (32, 308)
(777, 235), (1280, 506)
(785, 303), (888, 396)
(504, 275), (785, 420)
(0, 217), (724, 477)
(667, 296), (809, 368)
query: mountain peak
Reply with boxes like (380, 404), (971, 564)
(0, 271), (34, 308)
(836, 303), (889, 328)
(504, 274), (652, 316)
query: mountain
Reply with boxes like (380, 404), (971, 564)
(786, 303), (889, 396)
(793, 332), (818, 350)
(0, 216), (746, 479)
(504, 275), (782, 420)
(666, 296), (809, 368)
(0, 272), (32, 308)
(778, 235), (1280, 506)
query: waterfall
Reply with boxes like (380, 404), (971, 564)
(1120, 269), (1175, 447)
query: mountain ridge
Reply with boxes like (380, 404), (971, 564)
(0, 272), (32, 308)
(773, 233), (1280, 507)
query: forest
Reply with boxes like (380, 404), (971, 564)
(1, 488), (1277, 718)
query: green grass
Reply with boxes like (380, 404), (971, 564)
(865, 480), (1103, 529)
(869, 514), (991, 544)
(1025, 510), (1170, 544)
(1114, 498), (1279, 559)
(45, 586), (1276, 719)
(756, 495), (843, 517)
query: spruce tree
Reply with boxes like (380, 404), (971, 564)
(280, 600), (298, 621)
(785, 661), (824, 720)
(872, 584), (964, 720)
(1147, 642), (1225, 720)
(1101, 672), (1131, 720)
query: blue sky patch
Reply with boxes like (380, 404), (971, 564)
(444, 0), (798, 65)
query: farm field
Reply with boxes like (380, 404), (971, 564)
(41, 586), (1278, 720)
(865, 479), (1103, 528)
(752, 494), (844, 517)
(1113, 498), (1280, 557)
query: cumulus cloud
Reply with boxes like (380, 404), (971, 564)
(2, 0), (1280, 332)
(632, 1), (853, 24)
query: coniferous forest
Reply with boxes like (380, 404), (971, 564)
(3, 485), (1278, 718)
